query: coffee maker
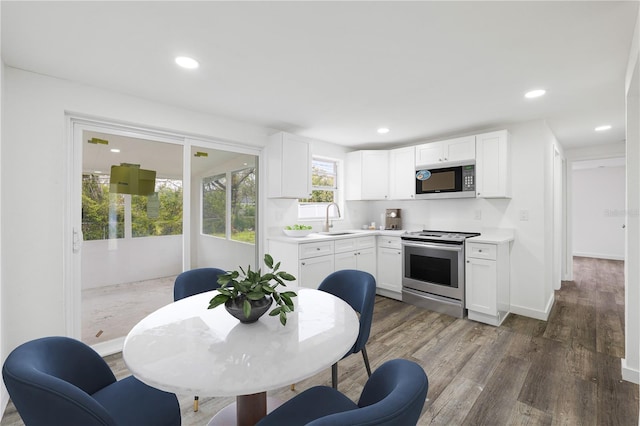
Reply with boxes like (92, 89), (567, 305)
(385, 209), (402, 230)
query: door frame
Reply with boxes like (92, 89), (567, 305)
(65, 114), (262, 355)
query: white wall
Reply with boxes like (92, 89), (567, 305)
(81, 236), (182, 289)
(2, 67), (271, 355)
(368, 120), (558, 320)
(623, 5), (640, 385)
(572, 165), (625, 260)
(0, 5), (7, 413)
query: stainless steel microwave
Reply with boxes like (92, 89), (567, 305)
(415, 162), (476, 199)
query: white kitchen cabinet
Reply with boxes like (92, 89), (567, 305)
(334, 237), (377, 277)
(267, 132), (312, 199)
(415, 136), (475, 167)
(269, 239), (334, 289)
(465, 241), (510, 326)
(389, 146), (416, 200)
(376, 236), (402, 300)
(345, 150), (390, 200)
(475, 130), (510, 198)
(299, 255), (335, 289)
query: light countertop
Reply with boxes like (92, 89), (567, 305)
(269, 229), (407, 243)
(469, 229), (515, 243)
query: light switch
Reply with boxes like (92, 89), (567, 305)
(519, 209), (530, 221)
(474, 210), (482, 220)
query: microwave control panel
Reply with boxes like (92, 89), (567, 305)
(462, 166), (475, 192)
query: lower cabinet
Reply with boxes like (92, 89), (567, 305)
(299, 255), (334, 289)
(268, 235), (377, 290)
(465, 241), (510, 326)
(376, 236), (402, 300)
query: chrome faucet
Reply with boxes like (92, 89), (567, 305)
(324, 203), (341, 232)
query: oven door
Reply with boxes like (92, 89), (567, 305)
(402, 241), (464, 300)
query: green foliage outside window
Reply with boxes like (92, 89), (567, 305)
(299, 159), (337, 203)
(202, 167), (256, 244)
(82, 174), (183, 241)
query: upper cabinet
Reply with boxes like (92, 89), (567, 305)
(267, 132), (312, 199)
(475, 130), (511, 198)
(346, 150), (389, 200)
(389, 146), (416, 200)
(415, 135), (475, 166)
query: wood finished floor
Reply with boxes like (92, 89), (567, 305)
(2, 257), (638, 425)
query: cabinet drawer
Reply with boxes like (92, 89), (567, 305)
(466, 243), (497, 260)
(299, 241), (334, 259)
(356, 236), (376, 249)
(376, 236), (401, 249)
(334, 238), (357, 254)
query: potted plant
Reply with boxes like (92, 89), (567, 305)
(208, 254), (298, 325)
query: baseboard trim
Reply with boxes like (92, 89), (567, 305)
(91, 336), (125, 357)
(621, 358), (640, 384)
(1, 384), (9, 420)
(573, 252), (624, 261)
(510, 294), (554, 321)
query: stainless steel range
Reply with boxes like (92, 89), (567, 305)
(401, 230), (480, 318)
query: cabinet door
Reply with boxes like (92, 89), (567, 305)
(356, 247), (377, 278)
(361, 151), (390, 200)
(443, 136), (475, 162)
(376, 246), (402, 292)
(389, 146), (416, 200)
(415, 142), (443, 166)
(475, 130), (510, 198)
(299, 255), (334, 289)
(334, 251), (357, 271)
(267, 133), (311, 198)
(465, 257), (497, 315)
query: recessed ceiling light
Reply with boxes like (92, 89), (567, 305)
(595, 125), (612, 132)
(175, 56), (199, 69)
(110, 149), (120, 153)
(377, 128), (390, 134)
(525, 89), (546, 99)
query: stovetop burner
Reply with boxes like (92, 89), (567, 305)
(402, 229), (481, 244)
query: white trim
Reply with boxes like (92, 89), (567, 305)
(510, 293), (554, 321)
(92, 336), (125, 357)
(621, 358), (640, 384)
(572, 252), (625, 261)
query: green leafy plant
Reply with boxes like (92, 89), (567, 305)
(285, 224), (313, 230)
(208, 254), (297, 325)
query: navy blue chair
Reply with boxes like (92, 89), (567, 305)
(318, 269), (376, 389)
(2, 336), (180, 426)
(173, 266), (226, 411)
(258, 358), (428, 426)
(173, 267), (226, 301)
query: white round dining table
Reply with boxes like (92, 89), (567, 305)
(123, 288), (359, 426)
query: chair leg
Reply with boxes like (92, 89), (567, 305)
(331, 362), (338, 389)
(194, 396), (199, 412)
(290, 383), (295, 391)
(362, 347), (372, 377)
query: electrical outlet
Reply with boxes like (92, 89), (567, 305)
(519, 209), (530, 221)
(474, 210), (482, 220)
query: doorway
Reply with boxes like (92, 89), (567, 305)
(70, 118), (260, 355)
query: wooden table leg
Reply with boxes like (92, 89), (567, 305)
(237, 392), (267, 426)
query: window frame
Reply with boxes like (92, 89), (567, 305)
(297, 156), (343, 221)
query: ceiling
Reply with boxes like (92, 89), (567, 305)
(2, 1), (637, 150)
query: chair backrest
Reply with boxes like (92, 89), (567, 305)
(309, 359), (429, 426)
(173, 267), (226, 301)
(2, 336), (120, 426)
(318, 269), (376, 354)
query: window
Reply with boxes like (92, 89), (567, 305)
(82, 174), (183, 240)
(202, 174), (227, 238)
(298, 157), (341, 219)
(202, 167), (256, 244)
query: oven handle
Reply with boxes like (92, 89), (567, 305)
(401, 241), (463, 252)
